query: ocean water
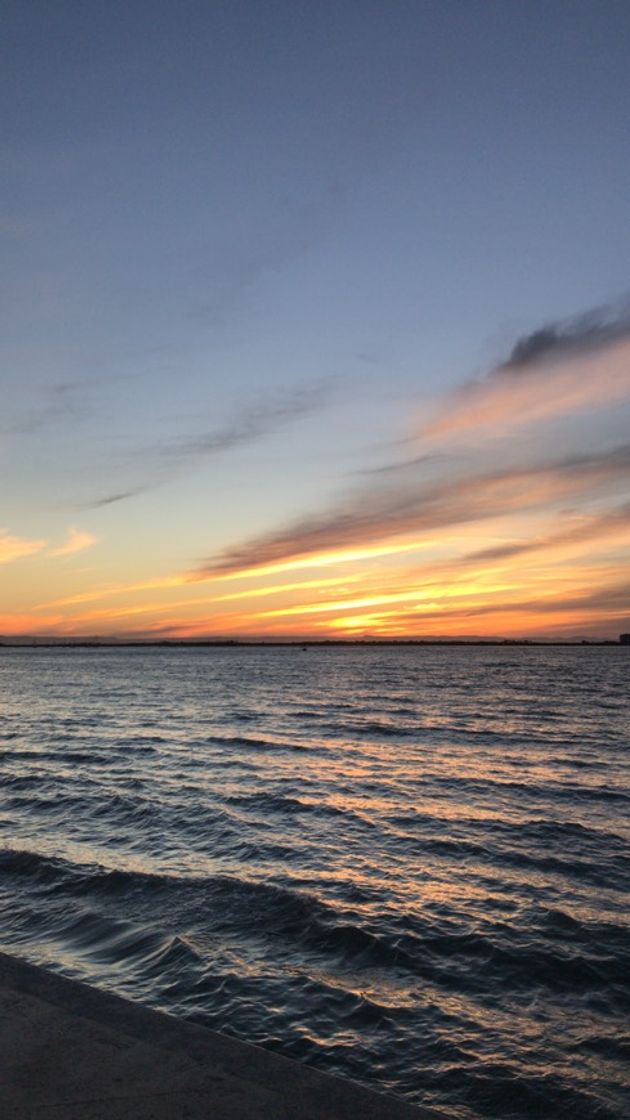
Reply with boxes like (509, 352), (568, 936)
(0, 645), (628, 1119)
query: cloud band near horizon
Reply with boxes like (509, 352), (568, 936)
(191, 443), (630, 581)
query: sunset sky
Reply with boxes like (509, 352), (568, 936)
(3, 1), (630, 640)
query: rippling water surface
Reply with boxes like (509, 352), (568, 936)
(1, 645), (628, 1118)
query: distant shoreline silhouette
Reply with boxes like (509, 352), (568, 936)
(0, 637), (627, 648)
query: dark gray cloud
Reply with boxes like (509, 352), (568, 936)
(504, 305), (630, 371)
(90, 489), (147, 508)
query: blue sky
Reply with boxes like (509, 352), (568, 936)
(2, 1), (630, 638)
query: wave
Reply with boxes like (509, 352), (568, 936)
(3, 847), (628, 1002)
(204, 733), (316, 753)
(379, 827), (629, 889)
(414, 771), (630, 804)
(224, 790), (366, 824)
(0, 748), (106, 764)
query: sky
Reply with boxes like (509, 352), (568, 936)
(2, 0), (630, 641)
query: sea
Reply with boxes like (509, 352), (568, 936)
(0, 644), (628, 1119)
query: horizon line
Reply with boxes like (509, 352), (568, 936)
(1, 636), (628, 648)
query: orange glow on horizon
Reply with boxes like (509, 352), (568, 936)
(3, 474), (630, 641)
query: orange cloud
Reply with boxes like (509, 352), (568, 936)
(423, 322), (630, 442)
(0, 612), (65, 635)
(50, 527), (100, 558)
(192, 445), (630, 582)
(188, 539), (433, 584)
(37, 575), (185, 609)
(459, 501), (630, 565)
(0, 530), (46, 565)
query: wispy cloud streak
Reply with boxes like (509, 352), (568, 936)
(467, 500), (630, 563)
(85, 382), (330, 509)
(90, 490), (147, 508)
(153, 384), (329, 461)
(1, 381), (84, 437)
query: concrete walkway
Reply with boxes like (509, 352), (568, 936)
(0, 951), (444, 1119)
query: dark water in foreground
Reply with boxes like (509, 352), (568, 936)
(0, 646), (628, 1118)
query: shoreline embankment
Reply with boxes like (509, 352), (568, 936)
(0, 949), (443, 1119)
